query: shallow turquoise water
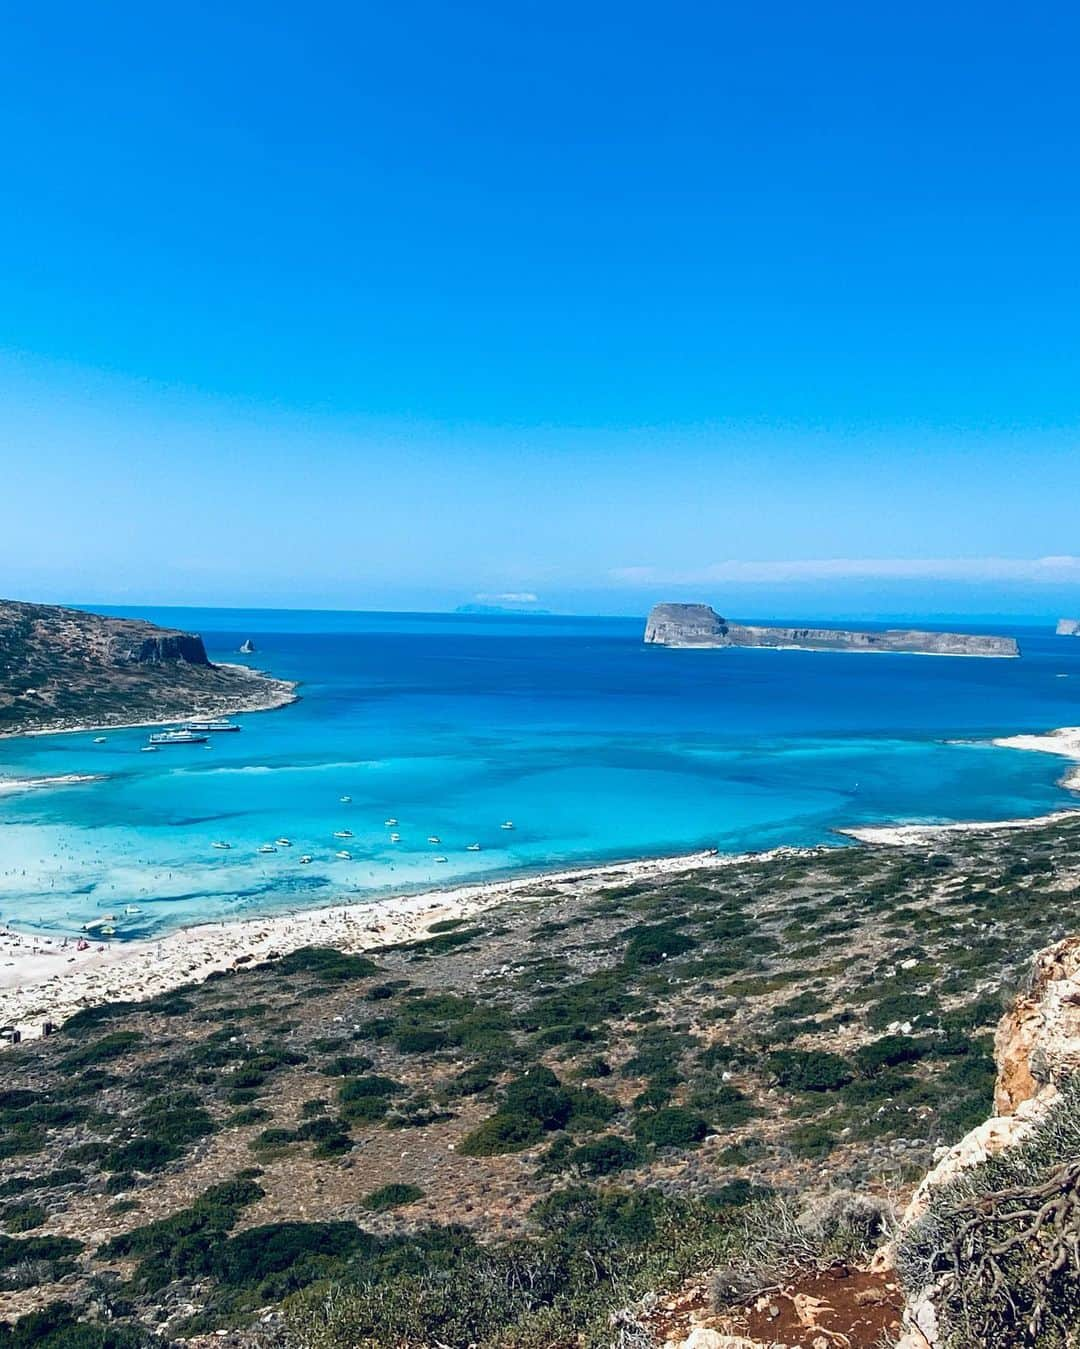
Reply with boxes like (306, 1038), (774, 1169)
(1, 609), (1078, 939)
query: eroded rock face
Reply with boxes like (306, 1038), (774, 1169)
(113, 632), (210, 665)
(887, 935), (1080, 1348)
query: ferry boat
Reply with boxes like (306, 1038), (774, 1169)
(182, 719), (240, 733)
(148, 729), (208, 746)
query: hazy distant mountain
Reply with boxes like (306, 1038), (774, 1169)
(454, 603), (552, 615)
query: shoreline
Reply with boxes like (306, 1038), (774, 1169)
(5, 720), (1080, 1040)
(0, 666), (298, 741)
(0, 845), (819, 1042)
(838, 724), (1080, 845)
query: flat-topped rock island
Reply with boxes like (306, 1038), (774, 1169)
(644, 602), (1019, 657)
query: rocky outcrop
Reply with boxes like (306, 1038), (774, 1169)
(644, 604), (1019, 658)
(115, 632), (210, 666)
(0, 598), (296, 736)
(886, 935), (1080, 1347)
(1056, 618), (1080, 636)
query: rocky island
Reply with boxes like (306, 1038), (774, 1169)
(645, 603), (1019, 657)
(0, 599), (297, 736)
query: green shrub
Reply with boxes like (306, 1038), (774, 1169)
(634, 1107), (708, 1149)
(768, 1049), (852, 1092)
(623, 922), (697, 968)
(563, 1135), (642, 1176)
(60, 1031), (144, 1069)
(362, 1183), (424, 1211)
(854, 1035), (927, 1075)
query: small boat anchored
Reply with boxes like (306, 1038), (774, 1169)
(333, 829), (354, 839)
(500, 821), (515, 830)
(466, 843), (481, 851)
(427, 835), (441, 845)
(384, 817), (398, 827)
(335, 849), (352, 860)
(299, 854), (313, 864)
(340, 795), (352, 804)
(258, 844), (277, 854)
(212, 841), (232, 850)
(275, 837), (292, 847)
(389, 832), (401, 843)
(434, 855), (448, 864)
(148, 730), (208, 746)
(93, 736), (107, 744)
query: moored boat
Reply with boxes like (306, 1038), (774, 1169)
(148, 729), (208, 746)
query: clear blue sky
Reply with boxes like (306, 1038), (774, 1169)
(2, 2), (1080, 617)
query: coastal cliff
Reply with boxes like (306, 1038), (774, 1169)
(645, 603), (1019, 658)
(0, 599), (297, 735)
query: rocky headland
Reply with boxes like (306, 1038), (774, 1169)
(644, 603), (1019, 658)
(0, 599), (297, 737)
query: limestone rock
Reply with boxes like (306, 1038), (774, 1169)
(643, 603), (1018, 657)
(883, 934), (1080, 1346)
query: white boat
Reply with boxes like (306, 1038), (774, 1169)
(500, 821), (515, 830)
(340, 795), (352, 803)
(141, 746), (158, 752)
(148, 730), (208, 746)
(333, 829), (354, 839)
(93, 736), (107, 744)
(434, 856), (448, 863)
(466, 843), (481, 851)
(427, 836), (441, 845)
(100, 925), (116, 936)
(384, 817), (398, 826)
(258, 844), (277, 854)
(335, 849), (352, 860)
(299, 854), (313, 864)
(182, 720), (240, 733)
(389, 832), (401, 843)
(275, 837), (292, 847)
(212, 841), (231, 850)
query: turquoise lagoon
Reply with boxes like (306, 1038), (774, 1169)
(1, 608), (1078, 940)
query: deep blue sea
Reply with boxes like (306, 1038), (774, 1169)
(1, 608), (1079, 940)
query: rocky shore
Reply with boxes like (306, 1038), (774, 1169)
(0, 599), (297, 737)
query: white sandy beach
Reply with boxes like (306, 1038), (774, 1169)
(839, 725), (1080, 845)
(0, 846), (814, 1044)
